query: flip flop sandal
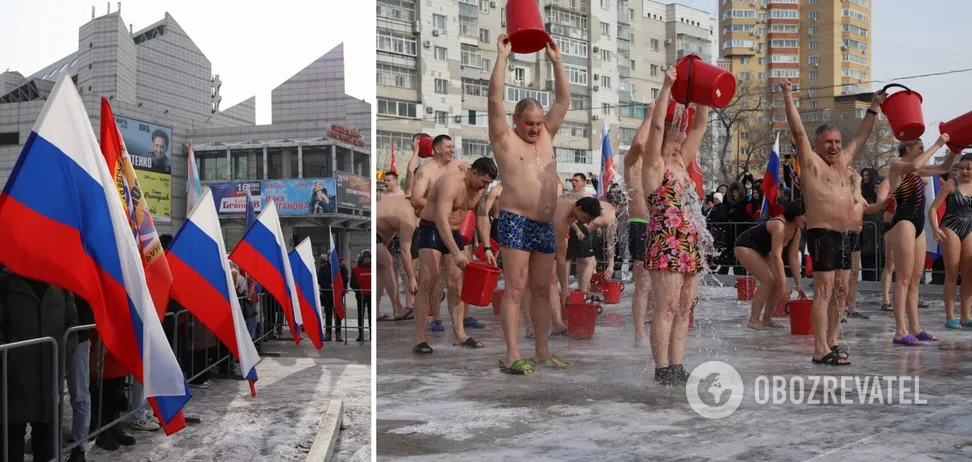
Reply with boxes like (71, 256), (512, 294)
(812, 351), (850, 366)
(499, 359), (534, 375)
(377, 314), (391, 322)
(550, 328), (568, 337)
(915, 331), (938, 342)
(528, 354), (570, 369)
(454, 337), (484, 348)
(830, 345), (849, 360)
(412, 342), (434, 355)
(893, 335), (921, 346)
(880, 303), (893, 312)
(401, 309), (415, 320)
(945, 320), (962, 329)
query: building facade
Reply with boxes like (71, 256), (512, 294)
(0, 10), (372, 260)
(376, 0), (716, 187)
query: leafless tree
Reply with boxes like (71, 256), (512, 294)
(804, 113), (896, 172)
(708, 80), (778, 182)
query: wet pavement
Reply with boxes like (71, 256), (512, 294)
(377, 279), (972, 461)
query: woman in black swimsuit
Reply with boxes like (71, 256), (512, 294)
(733, 202), (807, 330)
(880, 133), (956, 346)
(930, 154), (972, 329)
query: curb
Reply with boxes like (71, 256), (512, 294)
(305, 400), (344, 462)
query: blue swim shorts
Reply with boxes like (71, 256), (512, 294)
(497, 211), (556, 254)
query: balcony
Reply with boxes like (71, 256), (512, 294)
(545, 22), (586, 40)
(544, 0), (589, 14)
(618, 65), (630, 78)
(617, 36), (630, 51)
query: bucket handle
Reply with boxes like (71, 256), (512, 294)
(683, 53), (697, 107)
(880, 83), (911, 95)
(784, 302), (790, 315)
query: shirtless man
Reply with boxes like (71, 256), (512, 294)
(559, 191), (615, 297)
(377, 171), (411, 318)
(383, 171), (404, 197)
(782, 78), (885, 365)
(625, 102), (656, 346)
(412, 157), (498, 354)
(555, 198), (612, 324)
(568, 173), (593, 197)
(376, 195), (418, 320)
(843, 168), (871, 321)
(488, 34), (570, 375)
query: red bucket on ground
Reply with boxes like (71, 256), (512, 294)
(880, 84), (925, 141)
(460, 262), (501, 306)
(458, 210), (476, 246)
(564, 303), (598, 339)
(785, 300), (814, 335)
(599, 280), (624, 304)
(590, 272), (607, 291)
(491, 289), (504, 316)
(736, 276), (756, 301)
(568, 290), (587, 304)
(940, 109), (972, 151)
(417, 134), (434, 158)
(505, 0), (551, 54)
(475, 238), (500, 261)
(671, 54), (736, 109)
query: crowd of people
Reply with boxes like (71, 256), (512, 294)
(377, 32), (970, 382)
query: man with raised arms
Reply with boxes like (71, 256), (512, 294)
(781, 78), (884, 366)
(412, 158), (498, 355)
(488, 33), (570, 375)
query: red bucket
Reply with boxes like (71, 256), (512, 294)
(564, 303), (598, 339)
(491, 289), (504, 316)
(505, 0), (551, 54)
(458, 210), (476, 246)
(940, 109), (972, 151)
(460, 262), (501, 306)
(599, 280), (624, 304)
(672, 54), (736, 109)
(880, 84), (925, 141)
(590, 272), (607, 291)
(568, 290), (587, 304)
(785, 299), (814, 335)
(475, 238), (500, 261)
(666, 100), (696, 134)
(736, 276), (756, 301)
(417, 134), (434, 158)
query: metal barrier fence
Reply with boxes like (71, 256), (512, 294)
(2, 286), (370, 461)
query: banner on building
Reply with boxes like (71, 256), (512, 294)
(209, 181), (263, 216)
(336, 171), (371, 211)
(262, 178), (337, 215)
(114, 116), (173, 222)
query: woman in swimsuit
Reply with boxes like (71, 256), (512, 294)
(733, 201), (807, 330)
(640, 67), (710, 386)
(930, 153), (972, 328)
(878, 133), (955, 345)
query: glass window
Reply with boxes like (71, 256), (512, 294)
(267, 150), (284, 180)
(198, 152), (229, 181)
(290, 150), (300, 179)
(232, 150), (249, 180)
(302, 147), (332, 178)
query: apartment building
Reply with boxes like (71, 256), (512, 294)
(719, 0), (873, 161)
(376, 0), (716, 185)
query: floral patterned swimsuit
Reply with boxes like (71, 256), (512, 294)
(645, 169), (704, 273)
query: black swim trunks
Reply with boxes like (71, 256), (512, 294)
(846, 230), (862, 253)
(806, 228), (851, 272)
(566, 224), (595, 260)
(417, 219), (465, 255)
(629, 218), (649, 262)
(411, 228), (420, 259)
(386, 234), (402, 254)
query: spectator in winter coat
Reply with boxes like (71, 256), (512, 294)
(349, 251), (372, 343)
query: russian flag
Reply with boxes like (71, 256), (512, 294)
(329, 228), (345, 320)
(244, 184), (261, 303)
(0, 74), (190, 434)
(599, 118), (614, 200)
(230, 199), (303, 343)
(167, 189), (261, 396)
(289, 238), (325, 349)
(760, 132), (782, 222)
(187, 139), (204, 213)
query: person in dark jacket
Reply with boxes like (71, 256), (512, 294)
(0, 269), (78, 462)
(349, 251), (372, 343)
(319, 253), (343, 342)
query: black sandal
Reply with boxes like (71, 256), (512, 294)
(830, 344), (849, 360)
(880, 303), (892, 312)
(848, 311), (870, 320)
(454, 337), (484, 348)
(812, 351), (850, 366)
(412, 342), (434, 355)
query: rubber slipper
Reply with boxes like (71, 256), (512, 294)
(961, 320), (972, 328)
(812, 351), (850, 366)
(528, 354), (570, 369)
(880, 303), (893, 312)
(550, 328), (568, 337)
(395, 309), (414, 321)
(945, 320), (961, 329)
(377, 314), (391, 322)
(893, 335), (921, 346)
(830, 345), (849, 360)
(453, 337), (484, 348)
(499, 359), (534, 375)
(915, 331), (938, 342)
(412, 342), (434, 355)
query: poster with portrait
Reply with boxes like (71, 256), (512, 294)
(262, 178), (337, 215)
(114, 116), (173, 221)
(208, 181), (263, 216)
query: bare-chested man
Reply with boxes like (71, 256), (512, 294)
(626, 102), (656, 346)
(412, 157), (498, 354)
(559, 192), (616, 298)
(383, 170), (404, 197)
(377, 171), (411, 319)
(568, 173), (594, 197)
(489, 34), (570, 375)
(782, 78), (885, 365)
(554, 197), (611, 321)
(377, 195), (418, 320)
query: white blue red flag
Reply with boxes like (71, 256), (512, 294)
(599, 118), (614, 200)
(289, 238), (325, 349)
(0, 74), (190, 434)
(230, 199), (303, 343)
(760, 132), (781, 222)
(329, 228), (345, 320)
(167, 189), (260, 395)
(187, 140), (204, 214)
(244, 186), (261, 301)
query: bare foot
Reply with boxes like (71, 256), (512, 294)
(762, 320), (784, 329)
(747, 320), (763, 330)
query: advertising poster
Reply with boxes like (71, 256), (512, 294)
(114, 115), (173, 221)
(336, 171), (371, 211)
(262, 178), (337, 215)
(208, 181), (263, 216)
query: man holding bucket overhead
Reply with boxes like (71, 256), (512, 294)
(781, 78), (885, 366)
(411, 157), (498, 355)
(488, 32), (571, 376)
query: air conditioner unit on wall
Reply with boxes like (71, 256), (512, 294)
(426, 106), (434, 114)
(593, 46), (600, 53)
(594, 85), (600, 91)
(454, 115), (462, 123)
(423, 40), (431, 48)
(490, 1), (496, 7)
(432, 30), (440, 37)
